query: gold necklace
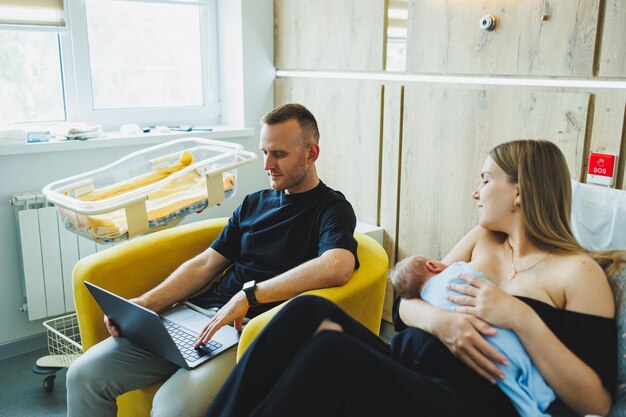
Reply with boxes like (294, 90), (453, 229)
(506, 239), (549, 279)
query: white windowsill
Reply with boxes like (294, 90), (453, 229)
(0, 126), (255, 157)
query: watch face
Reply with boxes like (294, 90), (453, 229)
(243, 280), (258, 307)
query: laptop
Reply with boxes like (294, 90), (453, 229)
(84, 281), (240, 370)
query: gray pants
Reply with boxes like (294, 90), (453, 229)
(66, 336), (237, 417)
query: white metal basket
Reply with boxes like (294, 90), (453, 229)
(42, 313), (83, 367)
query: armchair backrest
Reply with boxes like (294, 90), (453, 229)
(236, 231), (389, 360)
(570, 181), (626, 417)
(608, 265), (626, 417)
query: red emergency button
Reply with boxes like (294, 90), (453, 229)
(587, 152), (616, 186)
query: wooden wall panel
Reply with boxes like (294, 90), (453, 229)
(274, 0), (385, 71)
(380, 83), (404, 322)
(380, 83), (404, 264)
(588, 95), (626, 189)
(406, 0), (599, 77)
(397, 87), (589, 261)
(598, 0), (626, 77)
(275, 78), (382, 225)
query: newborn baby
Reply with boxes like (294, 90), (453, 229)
(390, 257), (556, 417)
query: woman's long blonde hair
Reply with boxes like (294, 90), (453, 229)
(490, 140), (624, 276)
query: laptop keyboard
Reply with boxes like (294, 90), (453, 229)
(162, 318), (223, 362)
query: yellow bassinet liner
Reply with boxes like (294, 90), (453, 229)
(78, 151), (195, 202)
(69, 173), (235, 241)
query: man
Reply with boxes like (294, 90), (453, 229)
(66, 103), (360, 417)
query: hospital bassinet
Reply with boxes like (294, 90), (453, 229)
(42, 138), (257, 244)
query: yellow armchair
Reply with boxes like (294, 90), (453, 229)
(73, 217), (389, 417)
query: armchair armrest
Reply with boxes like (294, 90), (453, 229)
(73, 217), (229, 350)
(237, 232), (389, 360)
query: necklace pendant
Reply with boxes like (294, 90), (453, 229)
(507, 271), (516, 280)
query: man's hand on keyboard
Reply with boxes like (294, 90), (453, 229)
(194, 291), (248, 348)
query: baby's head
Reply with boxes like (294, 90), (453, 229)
(389, 256), (447, 299)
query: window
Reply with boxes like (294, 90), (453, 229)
(84, 1), (203, 110)
(1, 0), (219, 129)
(385, 0), (407, 72)
(0, 31), (65, 123)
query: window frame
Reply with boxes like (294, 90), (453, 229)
(19, 0), (221, 129)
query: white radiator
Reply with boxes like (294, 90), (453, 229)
(12, 193), (113, 321)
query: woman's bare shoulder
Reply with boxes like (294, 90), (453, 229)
(443, 226), (501, 264)
(471, 227), (507, 251)
(556, 253), (614, 317)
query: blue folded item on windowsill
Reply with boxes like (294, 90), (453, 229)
(26, 131), (53, 143)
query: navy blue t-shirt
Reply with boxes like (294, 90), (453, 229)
(190, 181), (359, 317)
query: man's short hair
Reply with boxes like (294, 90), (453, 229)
(261, 103), (320, 145)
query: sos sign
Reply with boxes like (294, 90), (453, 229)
(587, 152), (616, 186)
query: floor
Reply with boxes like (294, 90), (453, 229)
(0, 348), (67, 417)
(0, 321), (396, 417)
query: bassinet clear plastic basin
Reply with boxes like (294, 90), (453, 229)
(42, 138), (257, 244)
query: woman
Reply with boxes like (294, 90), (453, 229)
(204, 140), (622, 417)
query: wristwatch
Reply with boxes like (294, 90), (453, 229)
(242, 280), (260, 308)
